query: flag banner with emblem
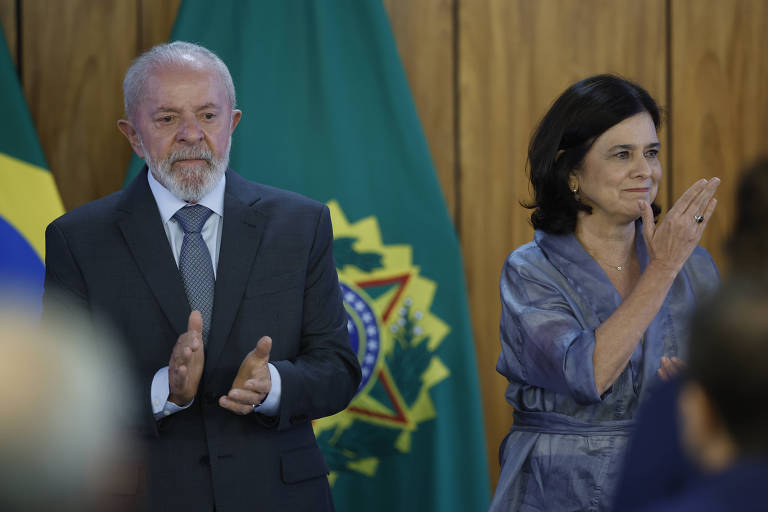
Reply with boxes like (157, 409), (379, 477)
(126, 1), (490, 509)
(0, 26), (64, 305)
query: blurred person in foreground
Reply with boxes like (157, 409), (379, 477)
(613, 158), (768, 510)
(635, 279), (768, 511)
(42, 41), (361, 511)
(489, 74), (720, 511)
(0, 294), (136, 512)
(725, 158), (768, 276)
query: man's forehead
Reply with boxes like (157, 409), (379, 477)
(148, 59), (220, 84)
(142, 64), (228, 109)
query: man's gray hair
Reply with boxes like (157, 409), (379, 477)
(122, 41), (236, 121)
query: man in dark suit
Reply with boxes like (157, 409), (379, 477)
(43, 41), (361, 512)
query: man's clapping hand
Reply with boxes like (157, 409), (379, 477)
(168, 311), (205, 406)
(219, 336), (273, 415)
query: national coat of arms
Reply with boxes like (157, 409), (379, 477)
(314, 201), (451, 483)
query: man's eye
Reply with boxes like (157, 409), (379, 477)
(158, 116), (174, 123)
(615, 151), (630, 160)
(645, 149), (659, 159)
(203, 113), (215, 120)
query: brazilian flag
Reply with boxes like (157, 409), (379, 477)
(0, 27), (64, 305)
(127, 1), (490, 510)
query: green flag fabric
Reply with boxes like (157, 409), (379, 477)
(127, 2), (490, 509)
(0, 27), (64, 303)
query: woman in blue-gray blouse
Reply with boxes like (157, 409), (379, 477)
(489, 75), (720, 512)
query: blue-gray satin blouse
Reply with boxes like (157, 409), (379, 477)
(489, 224), (719, 512)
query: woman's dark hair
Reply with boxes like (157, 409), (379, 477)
(526, 74), (662, 234)
(726, 158), (768, 275)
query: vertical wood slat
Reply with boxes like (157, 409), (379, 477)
(139, 0), (181, 52)
(383, 0), (457, 221)
(670, 0), (768, 270)
(19, 0), (181, 211)
(459, 0), (668, 487)
(21, 0), (139, 209)
(0, 0), (16, 66)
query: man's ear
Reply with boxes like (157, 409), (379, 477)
(230, 109), (242, 134)
(117, 119), (145, 158)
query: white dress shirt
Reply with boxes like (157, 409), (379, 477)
(146, 170), (281, 419)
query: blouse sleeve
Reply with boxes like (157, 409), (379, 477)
(497, 258), (603, 405)
(684, 246), (720, 298)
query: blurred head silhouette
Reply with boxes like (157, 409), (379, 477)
(726, 158), (768, 278)
(0, 293), (137, 512)
(679, 279), (768, 471)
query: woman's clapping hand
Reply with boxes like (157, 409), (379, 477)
(640, 178), (720, 275)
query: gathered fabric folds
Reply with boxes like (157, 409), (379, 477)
(490, 221), (719, 512)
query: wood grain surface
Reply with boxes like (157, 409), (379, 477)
(383, 0), (457, 221)
(670, 0), (768, 270)
(139, 0), (180, 52)
(0, 0), (15, 64)
(21, 0), (138, 209)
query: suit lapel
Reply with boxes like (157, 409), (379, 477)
(118, 169), (189, 337)
(205, 170), (266, 380)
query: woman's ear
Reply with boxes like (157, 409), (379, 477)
(568, 173), (578, 193)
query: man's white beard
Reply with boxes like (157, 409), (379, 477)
(141, 137), (230, 203)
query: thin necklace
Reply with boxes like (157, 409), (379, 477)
(600, 260), (624, 271)
(592, 253), (631, 271)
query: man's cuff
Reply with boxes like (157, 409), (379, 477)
(151, 366), (193, 420)
(253, 363), (281, 416)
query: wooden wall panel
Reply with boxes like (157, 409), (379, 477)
(383, 0), (456, 220)
(139, 0), (180, 52)
(670, 0), (768, 270)
(21, 0), (138, 209)
(19, 0), (180, 210)
(459, 0), (668, 486)
(0, 0), (16, 65)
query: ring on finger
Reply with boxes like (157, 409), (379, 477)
(693, 215), (704, 224)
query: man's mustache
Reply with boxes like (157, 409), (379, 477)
(169, 147), (213, 165)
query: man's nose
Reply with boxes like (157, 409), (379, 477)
(176, 116), (204, 143)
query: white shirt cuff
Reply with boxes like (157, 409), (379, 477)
(151, 366), (193, 420)
(253, 363), (281, 416)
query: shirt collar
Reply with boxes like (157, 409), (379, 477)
(147, 169), (226, 223)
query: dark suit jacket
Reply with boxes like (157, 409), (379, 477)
(43, 168), (361, 512)
(632, 459), (768, 512)
(612, 379), (699, 511)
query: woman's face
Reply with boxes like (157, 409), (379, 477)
(571, 112), (662, 226)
